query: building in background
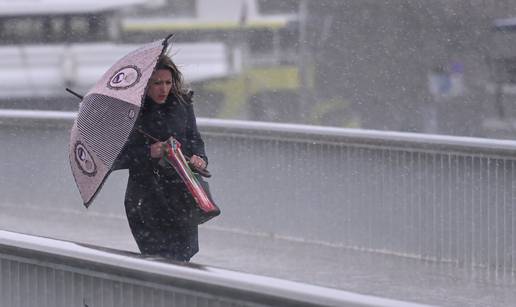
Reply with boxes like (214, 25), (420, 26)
(2, 0), (516, 138)
(122, 0), (516, 137)
(0, 0), (144, 44)
(0, 0), (145, 109)
(0, 0), (230, 110)
(121, 0), (303, 121)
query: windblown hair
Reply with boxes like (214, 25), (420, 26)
(155, 54), (190, 104)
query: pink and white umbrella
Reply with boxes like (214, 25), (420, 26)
(69, 35), (171, 207)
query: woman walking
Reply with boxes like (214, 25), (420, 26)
(115, 54), (208, 262)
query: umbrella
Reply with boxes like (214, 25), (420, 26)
(69, 35), (171, 207)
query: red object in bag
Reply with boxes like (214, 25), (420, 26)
(162, 137), (220, 222)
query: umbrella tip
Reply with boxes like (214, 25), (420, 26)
(163, 33), (175, 47)
(66, 88), (84, 100)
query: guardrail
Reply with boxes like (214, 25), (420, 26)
(1, 109), (516, 276)
(0, 230), (430, 307)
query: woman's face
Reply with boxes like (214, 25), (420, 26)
(147, 69), (173, 104)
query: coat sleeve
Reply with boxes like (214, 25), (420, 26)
(185, 102), (208, 165)
(112, 129), (151, 170)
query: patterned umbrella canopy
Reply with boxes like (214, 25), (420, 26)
(69, 35), (171, 207)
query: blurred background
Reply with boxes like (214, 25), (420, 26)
(3, 0), (516, 138)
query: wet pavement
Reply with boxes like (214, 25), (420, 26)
(0, 204), (515, 307)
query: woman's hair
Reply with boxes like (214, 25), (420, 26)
(155, 54), (190, 103)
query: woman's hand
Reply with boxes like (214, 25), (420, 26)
(190, 155), (206, 170)
(150, 142), (165, 158)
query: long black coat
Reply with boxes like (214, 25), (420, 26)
(115, 94), (207, 261)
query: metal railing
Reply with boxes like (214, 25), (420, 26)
(0, 230), (430, 307)
(1, 109), (516, 275)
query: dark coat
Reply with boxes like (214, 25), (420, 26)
(115, 94), (207, 261)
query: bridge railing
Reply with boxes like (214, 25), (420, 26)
(0, 230), (428, 307)
(1, 109), (516, 275)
